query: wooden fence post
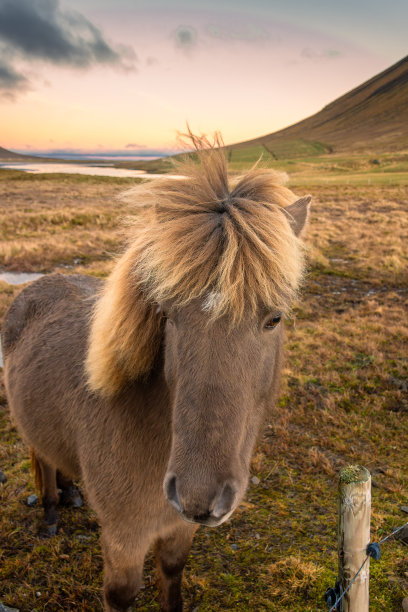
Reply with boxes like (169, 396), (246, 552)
(338, 465), (371, 611)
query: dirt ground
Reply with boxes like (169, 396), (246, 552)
(0, 171), (407, 611)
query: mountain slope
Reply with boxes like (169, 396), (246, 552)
(0, 146), (30, 160)
(2, 57), (406, 168)
(231, 55), (408, 157)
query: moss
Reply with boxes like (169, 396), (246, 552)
(339, 465), (370, 484)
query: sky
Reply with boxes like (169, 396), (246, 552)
(0, 0), (407, 155)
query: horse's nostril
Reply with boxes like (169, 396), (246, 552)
(211, 482), (237, 519)
(164, 475), (183, 514)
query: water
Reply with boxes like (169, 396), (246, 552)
(0, 271), (44, 285)
(0, 162), (179, 179)
(0, 272), (46, 366)
(17, 154), (163, 162)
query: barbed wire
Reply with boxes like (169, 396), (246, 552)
(326, 520), (408, 611)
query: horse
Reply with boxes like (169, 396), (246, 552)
(2, 134), (311, 611)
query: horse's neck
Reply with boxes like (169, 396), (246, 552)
(126, 364), (172, 426)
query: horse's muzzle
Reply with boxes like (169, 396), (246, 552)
(163, 473), (238, 527)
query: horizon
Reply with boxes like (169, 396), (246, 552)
(1, 0), (407, 153)
(6, 147), (177, 159)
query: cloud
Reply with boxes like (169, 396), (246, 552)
(0, 0), (136, 97)
(301, 47), (342, 60)
(146, 56), (158, 67)
(173, 25), (198, 52)
(172, 20), (273, 54)
(0, 58), (29, 98)
(206, 22), (270, 43)
(125, 143), (146, 149)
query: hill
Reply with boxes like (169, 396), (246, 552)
(122, 55), (408, 172)
(0, 147), (54, 162)
(230, 55), (408, 159)
(0, 146), (30, 160)
(2, 56), (407, 171)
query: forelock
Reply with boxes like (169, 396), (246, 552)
(123, 135), (306, 322)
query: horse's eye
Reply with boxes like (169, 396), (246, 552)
(264, 314), (282, 330)
(164, 313), (175, 326)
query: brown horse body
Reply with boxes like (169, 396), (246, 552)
(2, 138), (311, 611)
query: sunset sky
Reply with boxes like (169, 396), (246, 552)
(1, 0), (407, 155)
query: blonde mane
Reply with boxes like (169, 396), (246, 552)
(86, 133), (306, 395)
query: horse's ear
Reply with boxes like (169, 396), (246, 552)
(284, 195), (311, 237)
(86, 246), (164, 396)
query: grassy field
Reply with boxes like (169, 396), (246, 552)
(0, 167), (407, 611)
(121, 148), (408, 180)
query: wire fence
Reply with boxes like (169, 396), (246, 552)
(325, 520), (408, 611)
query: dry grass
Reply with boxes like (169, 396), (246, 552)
(0, 171), (407, 611)
(266, 557), (323, 602)
(0, 171), (138, 272)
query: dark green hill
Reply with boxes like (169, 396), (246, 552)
(230, 55), (408, 159)
(127, 55), (408, 171)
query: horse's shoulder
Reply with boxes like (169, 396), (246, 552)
(1, 273), (103, 359)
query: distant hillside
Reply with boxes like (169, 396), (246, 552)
(0, 147), (73, 164)
(231, 55), (408, 158)
(2, 56), (406, 172)
(0, 146), (30, 160)
(120, 56), (408, 173)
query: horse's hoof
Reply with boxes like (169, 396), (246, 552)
(60, 487), (83, 508)
(45, 523), (57, 537)
(71, 495), (83, 508)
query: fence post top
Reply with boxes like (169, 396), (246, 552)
(339, 465), (370, 485)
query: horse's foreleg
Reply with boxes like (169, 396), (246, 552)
(38, 458), (59, 536)
(57, 470), (83, 508)
(155, 523), (198, 612)
(102, 532), (149, 612)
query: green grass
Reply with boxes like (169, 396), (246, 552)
(112, 149), (408, 184)
(3, 149), (406, 186)
(289, 171), (408, 186)
(228, 139), (332, 165)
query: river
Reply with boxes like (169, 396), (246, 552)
(0, 161), (177, 179)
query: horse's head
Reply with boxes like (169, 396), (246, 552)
(86, 134), (310, 527)
(161, 297), (285, 525)
(160, 202), (309, 525)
